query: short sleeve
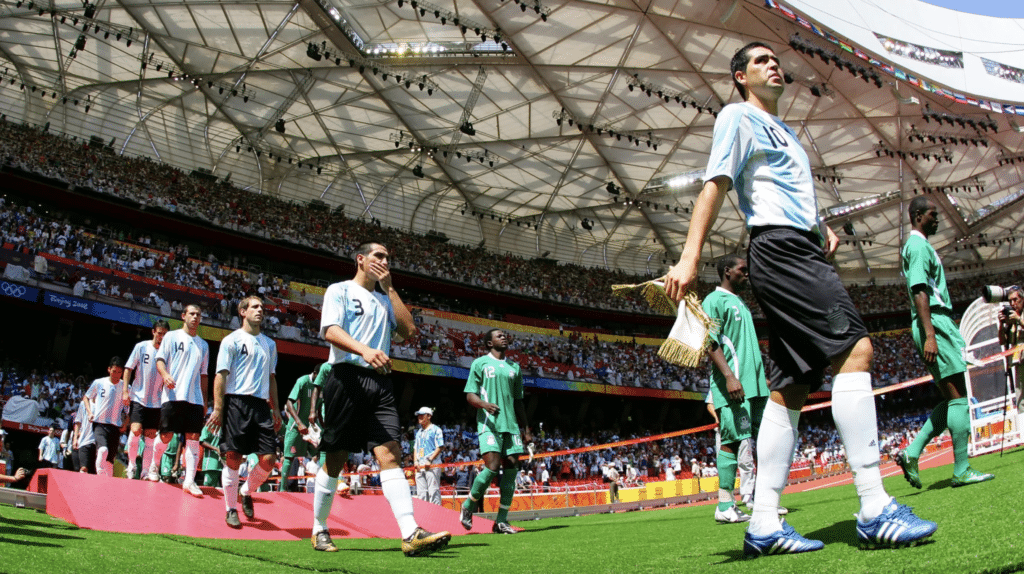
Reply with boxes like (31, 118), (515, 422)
(704, 104), (751, 186)
(320, 283), (346, 338)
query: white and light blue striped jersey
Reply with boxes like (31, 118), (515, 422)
(705, 102), (820, 236)
(155, 329), (209, 406)
(216, 329), (277, 399)
(75, 401), (95, 447)
(125, 340), (164, 408)
(320, 280), (396, 367)
(85, 376), (126, 426)
(414, 424), (444, 463)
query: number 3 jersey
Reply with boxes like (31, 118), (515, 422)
(704, 102), (820, 236)
(701, 287), (768, 408)
(320, 280), (396, 367)
(216, 329), (278, 400)
(464, 354), (523, 434)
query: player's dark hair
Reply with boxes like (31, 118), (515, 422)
(716, 255), (743, 281)
(109, 356), (124, 368)
(483, 328), (502, 349)
(731, 41), (773, 100)
(353, 241), (385, 263)
(908, 196), (932, 222)
(152, 319), (170, 331)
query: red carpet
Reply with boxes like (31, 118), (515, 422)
(29, 469), (493, 540)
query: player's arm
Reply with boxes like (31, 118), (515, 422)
(707, 343), (744, 402)
(514, 398), (532, 444)
(308, 385), (321, 426)
(72, 423), (80, 450)
(268, 373), (281, 432)
(911, 285), (937, 363)
(706, 401), (719, 425)
(205, 369), (229, 432)
(200, 374), (209, 408)
(374, 264), (417, 341)
(200, 441), (220, 457)
(466, 392), (499, 415)
(822, 223), (840, 260)
(664, 175), (731, 303)
(121, 366), (134, 405)
(155, 357), (175, 389)
(324, 325), (391, 371)
(284, 398), (307, 433)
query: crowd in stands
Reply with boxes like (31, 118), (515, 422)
(3, 120), (1020, 323)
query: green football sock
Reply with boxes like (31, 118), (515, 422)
(281, 456), (295, 490)
(716, 450), (738, 512)
(947, 397), (971, 475)
(905, 400), (948, 459)
(463, 468), (497, 511)
(495, 468), (518, 523)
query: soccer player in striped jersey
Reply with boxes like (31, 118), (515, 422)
(664, 42), (936, 555)
(122, 320), (170, 480)
(205, 295), (282, 528)
(83, 356), (128, 477)
(312, 241), (450, 556)
(460, 329), (531, 534)
(153, 304), (209, 497)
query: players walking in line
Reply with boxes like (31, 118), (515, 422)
(413, 406), (444, 505)
(152, 304), (209, 496)
(664, 42), (936, 555)
(460, 329), (531, 535)
(701, 256), (770, 524)
(122, 320), (170, 479)
(896, 197), (995, 489)
(206, 295), (282, 528)
(281, 363), (328, 492)
(83, 357), (128, 476)
(313, 241), (451, 556)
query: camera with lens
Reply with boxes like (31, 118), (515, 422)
(983, 285), (1020, 304)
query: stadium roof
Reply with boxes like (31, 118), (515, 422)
(1, 0), (1022, 283)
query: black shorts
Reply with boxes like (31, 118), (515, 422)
(219, 394), (277, 457)
(77, 444), (97, 474)
(129, 402), (162, 429)
(94, 423), (121, 462)
(321, 363), (401, 453)
(748, 226), (869, 392)
(160, 401), (205, 435)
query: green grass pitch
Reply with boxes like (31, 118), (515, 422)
(1, 449), (1021, 574)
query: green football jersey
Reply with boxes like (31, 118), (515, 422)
(702, 287), (768, 407)
(287, 363), (329, 432)
(199, 425), (223, 471)
(464, 353), (523, 434)
(902, 230), (952, 322)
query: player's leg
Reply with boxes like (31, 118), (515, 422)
(140, 427), (157, 479)
(938, 372), (994, 485)
(125, 413), (144, 479)
(95, 425), (113, 477)
(462, 446), (501, 526)
(181, 430), (203, 496)
(748, 384), (806, 537)
(715, 440), (744, 521)
(428, 467), (442, 506)
(222, 450), (244, 528)
(281, 426), (307, 492)
(149, 404), (174, 480)
(493, 447), (520, 533)
(311, 449), (347, 551)
(375, 440), (451, 557)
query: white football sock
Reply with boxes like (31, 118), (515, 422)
(223, 466), (240, 512)
(125, 433), (140, 470)
(140, 436), (154, 476)
(747, 400), (799, 536)
(183, 440), (200, 485)
(380, 467), (418, 539)
(96, 446), (111, 476)
(831, 372), (890, 522)
(150, 435), (169, 476)
(313, 468), (339, 535)
(243, 462), (271, 497)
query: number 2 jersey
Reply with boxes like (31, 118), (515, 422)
(463, 353), (523, 434)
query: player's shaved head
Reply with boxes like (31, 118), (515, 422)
(908, 196), (933, 221)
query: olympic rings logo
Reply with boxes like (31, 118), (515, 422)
(1, 282), (27, 298)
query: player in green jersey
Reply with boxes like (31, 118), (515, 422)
(896, 197), (995, 488)
(199, 424), (223, 487)
(281, 363), (327, 492)
(702, 255), (771, 523)
(460, 329), (531, 534)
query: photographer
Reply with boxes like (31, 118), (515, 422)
(997, 286), (1023, 411)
